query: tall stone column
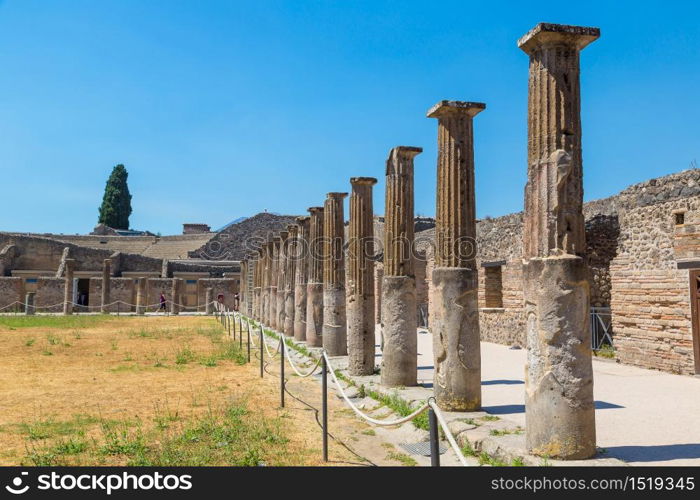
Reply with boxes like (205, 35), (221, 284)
(254, 252), (263, 321)
(283, 225), (297, 336)
(381, 146), (421, 387)
(136, 277), (147, 315)
(171, 278), (182, 315)
(306, 207), (325, 347)
(276, 231), (288, 331)
(428, 100), (485, 411)
(101, 258), (112, 313)
(519, 22), (599, 460)
(240, 259), (247, 314)
(294, 216), (310, 341)
(347, 177), (377, 375)
(323, 193), (348, 356)
(269, 237), (280, 327)
(63, 259), (75, 315)
(262, 242), (272, 323)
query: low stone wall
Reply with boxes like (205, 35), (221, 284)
(0, 277), (24, 311)
(35, 278), (65, 312)
(479, 308), (526, 347)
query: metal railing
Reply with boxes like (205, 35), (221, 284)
(591, 307), (613, 351)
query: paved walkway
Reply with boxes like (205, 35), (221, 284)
(406, 330), (700, 466)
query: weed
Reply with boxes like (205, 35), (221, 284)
(387, 451), (417, 466)
(25, 338), (35, 347)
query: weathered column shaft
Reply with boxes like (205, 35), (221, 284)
(137, 277), (147, 315)
(101, 259), (111, 313)
(322, 193), (348, 356)
(347, 177), (377, 376)
(171, 278), (181, 315)
(269, 238), (280, 328)
(283, 225), (297, 336)
(294, 216), (310, 341)
(381, 146), (421, 387)
(428, 100), (485, 411)
(276, 231), (288, 331)
(63, 259), (75, 315)
(519, 22), (599, 460)
(25, 292), (36, 316)
(306, 207), (324, 347)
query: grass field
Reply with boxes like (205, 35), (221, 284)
(0, 315), (388, 466)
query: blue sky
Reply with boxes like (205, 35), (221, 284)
(1, 1), (698, 235)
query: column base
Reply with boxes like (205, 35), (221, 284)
(431, 267), (481, 411)
(523, 255), (596, 460)
(380, 275), (417, 387)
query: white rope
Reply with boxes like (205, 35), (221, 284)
(263, 331), (280, 358)
(428, 400), (471, 467)
(281, 335), (322, 377)
(323, 351), (429, 427)
(0, 301), (21, 311)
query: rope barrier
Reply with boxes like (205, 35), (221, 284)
(322, 351), (430, 427)
(0, 301), (22, 312)
(281, 336), (322, 378)
(428, 400), (471, 467)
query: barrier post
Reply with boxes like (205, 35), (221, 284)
(259, 325), (264, 378)
(280, 335), (285, 408)
(247, 319), (251, 363)
(322, 352), (328, 462)
(429, 404), (440, 467)
(239, 316), (243, 350)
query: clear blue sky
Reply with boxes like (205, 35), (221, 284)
(1, 0), (698, 235)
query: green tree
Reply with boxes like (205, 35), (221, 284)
(98, 164), (133, 230)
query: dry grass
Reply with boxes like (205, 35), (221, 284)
(0, 316), (381, 466)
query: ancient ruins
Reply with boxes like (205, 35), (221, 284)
(5, 21), (700, 463)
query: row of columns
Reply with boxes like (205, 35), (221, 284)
(242, 23), (599, 460)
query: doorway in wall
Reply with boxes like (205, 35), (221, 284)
(689, 270), (700, 374)
(76, 279), (90, 307)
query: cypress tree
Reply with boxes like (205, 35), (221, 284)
(98, 164), (133, 230)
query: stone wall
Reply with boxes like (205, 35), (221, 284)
(609, 194), (699, 375)
(35, 278), (65, 312)
(0, 277), (24, 311)
(199, 278), (238, 310)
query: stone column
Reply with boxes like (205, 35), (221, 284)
(519, 22), (599, 460)
(276, 231), (288, 331)
(171, 278), (182, 315)
(427, 100), (485, 411)
(294, 216), (310, 341)
(204, 287), (213, 315)
(63, 259), (75, 315)
(306, 207), (325, 347)
(101, 258), (111, 313)
(25, 292), (36, 316)
(284, 225), (297, 336)
(240, 259), (247, 314)
(254, 252), (263, 321)
(323, 192), (348, 356)
(381, 147), (421, 387)
(261, 243), (270, 323)
(347, 177), (377, 375)
(269, 237), (280, 327)
(136, 278), (147, 315)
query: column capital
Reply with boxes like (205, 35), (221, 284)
(350, 176), (378, 186)
(308, 206), (324, 214)
(296, 215), (310, 223)
(427, 100), (485, 119)
(287, 224), (298, 234)
(326, 192), (348, 199)
(518, 23), (600, 54)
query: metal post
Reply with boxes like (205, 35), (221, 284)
(239, 316), (243, 350)
(428, 404), (440, 467)
(247, 319), (251, 363)
(322, 352), (328, 462)
(259, 325), (264, 378)
(280, 335), (285, 408)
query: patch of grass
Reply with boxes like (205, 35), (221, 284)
(0, 315), (119, 329)
(461, 441), (477, 457)
(511, 456), (525, 466)
(122, 352), (133, 362)
(52, 438), (88, 455)
(18, 414), (100, 441)
(461, 418), (480, 427)
(199, 356), (218, 367)
(46, 334), (61, 345)
(594, 344), (616, 359)
(361, 429), (376, 436)
(25, 338), (36, 347)
(365, 388), (429, 430)
(175, 347), (196, 365)
(41, 349), (53, 356)
(489, 426), (523, 437)
(387, 451), (417, 466)
(480, 415), (500, 422)
(478, 451), (507, 466)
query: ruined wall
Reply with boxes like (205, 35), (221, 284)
(35, 278), (65, 312)
(610, 195), (698, 375)
(89, 278), (136, 312)
(199, 278), (238, 310)
(0, 277), (24, 311)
